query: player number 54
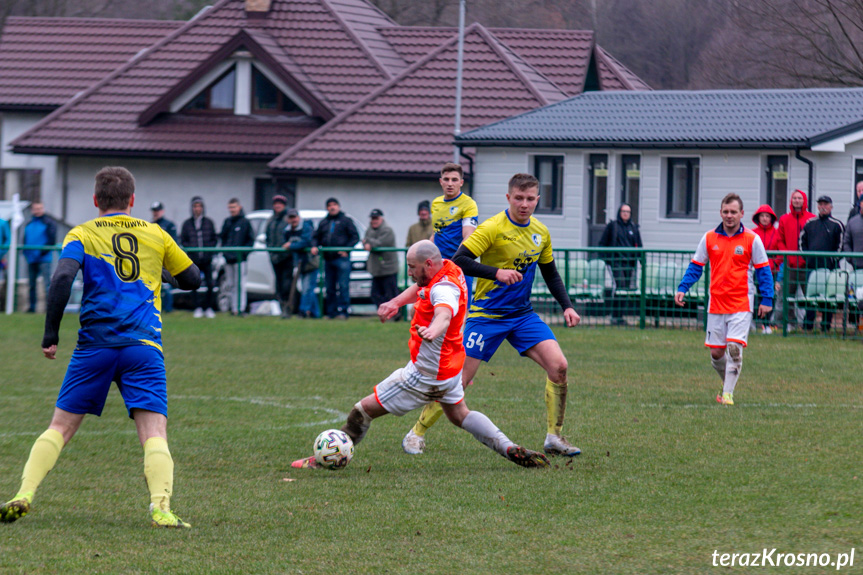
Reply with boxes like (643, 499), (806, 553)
(465, 332), (484, 351)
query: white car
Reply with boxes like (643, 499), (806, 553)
(213, 209), (372, 312)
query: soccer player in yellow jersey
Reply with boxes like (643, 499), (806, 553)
(403, 173), (582, 457)
(0, 167), (200, 528)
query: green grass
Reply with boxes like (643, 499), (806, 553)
(0, 314), (860, 574)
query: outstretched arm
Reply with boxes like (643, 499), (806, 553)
(377, 283), (420, 322)
(42, 258), (80, 357)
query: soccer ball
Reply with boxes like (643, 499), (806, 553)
(313, 429), (354, 470)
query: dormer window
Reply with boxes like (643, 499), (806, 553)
(183, 68), (236, 112)
(253, 67), (301, 113)
(174, 53), (310, 117)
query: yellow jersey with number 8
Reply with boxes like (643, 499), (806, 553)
(59, 213), (192, 350)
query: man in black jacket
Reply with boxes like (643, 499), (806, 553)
(800, 195), (845, 332)
(311, 197), (359, 319)
(265, 195), (292, 317)
(180, 196), (218, 318)
(598, 203), (642, 324)
(151, 202), (178, 313)
(219, 198), (255, 315)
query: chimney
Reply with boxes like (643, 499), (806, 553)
(245, 0), (272, 13)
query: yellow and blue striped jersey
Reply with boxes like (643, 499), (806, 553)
(432, 192), (478, 259)
(462, 210), (554, 319)
(59, 213), (192, 351)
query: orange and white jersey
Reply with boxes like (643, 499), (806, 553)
(692, 224), (769, 314)
(409, 259), (467, 380)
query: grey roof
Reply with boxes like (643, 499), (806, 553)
(456, 88), (863, 149)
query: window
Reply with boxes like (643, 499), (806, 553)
(532, 156), (563, 214)
(254, 177), (296, 211)
(180, 58), (306, 116)
(183, 68), (236, 112)
(588, 154), (608, 226)
(0, 169), (41, 202)
(666, 158), (699, 219)
(855, 159), (863, 188)
(620, 154), (640, 224)
(252, 68), (301, 113)
(766, 155), (789, 218)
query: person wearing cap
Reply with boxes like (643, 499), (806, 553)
(800, 195), (845, 332)
(311, 197), (359, 319)
(406, 200), (434, 248)
(265, 195), (292, 317)
(364, 209), (399, 313)
(283, 209), (318, 318)
(151, 202), (178, 312)
(180, 196), (218, 318)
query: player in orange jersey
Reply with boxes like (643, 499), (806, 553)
(291, 240), (548, 469)
(675, 193), (774, 406)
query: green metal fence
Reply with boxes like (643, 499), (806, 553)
(3, 243), (861, 339)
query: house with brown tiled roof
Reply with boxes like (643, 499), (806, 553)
(0, 0), (648, 242)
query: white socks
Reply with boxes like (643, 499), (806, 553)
(460, 411), (515, 456)
(723, 343), (743, 395)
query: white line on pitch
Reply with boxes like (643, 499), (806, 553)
(639, 403), (862, 409)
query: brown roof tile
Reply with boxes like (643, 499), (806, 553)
(595, 46), (651, 91)
(10, 0), (393, 157)
(0, 17), (182, 109)
(7, 0), (649, 165)
(268, 23), (568, 175)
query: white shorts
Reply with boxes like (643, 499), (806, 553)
(374, 361), (464, 417)
(705, 312), (752, 349)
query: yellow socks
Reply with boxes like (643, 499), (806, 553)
(143, 437), (174, 512)
(412, 402), (444, 437)
(16, 428), (65, 502)
(545, 378), (567, 436)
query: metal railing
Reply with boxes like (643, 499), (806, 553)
(3, 243), (861, 338)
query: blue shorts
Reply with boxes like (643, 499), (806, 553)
(463, 313), (556, 362)
(56, 346), (168, 418)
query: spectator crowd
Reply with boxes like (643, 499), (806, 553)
(2, 173), (863, 330)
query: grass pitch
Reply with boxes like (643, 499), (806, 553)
(0, 313), (860, 574)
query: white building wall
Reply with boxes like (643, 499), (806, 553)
(296, 177), (440, 247)
(0, 112), (58, 214)
(470, 146), (858, 250)
(51, 157), (439, 245)
(471, 147), (584, 246)
(813, 150), (855, 214)
(60, 157), (271, 228)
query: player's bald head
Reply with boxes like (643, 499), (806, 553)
(408, 240), (441, 265)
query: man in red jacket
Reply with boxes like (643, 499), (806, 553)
(776, 190), (815, 327)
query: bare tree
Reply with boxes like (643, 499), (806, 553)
(699, 0), (863, 88)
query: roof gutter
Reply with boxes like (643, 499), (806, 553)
(453, 139), (809, 150)
(457, 143), (474, 194)
(795, 148), (815, 211)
